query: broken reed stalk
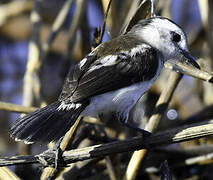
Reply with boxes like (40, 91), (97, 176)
(1, 120), (213, 167)
(123, 71), (182, 180)
(165, 61), (213, 83)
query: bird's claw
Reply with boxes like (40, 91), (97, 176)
(37, 137), (67, 168)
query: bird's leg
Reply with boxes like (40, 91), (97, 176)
(52, 136), (66, 169)
(116, 112), (151, 137)
(123, 121), (151, 137)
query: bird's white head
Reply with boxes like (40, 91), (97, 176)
(129, 17), (200, 69)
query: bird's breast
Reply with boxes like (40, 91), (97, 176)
(81, 80), (154, 119)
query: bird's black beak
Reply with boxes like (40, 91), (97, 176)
(180, 49), (200, 69)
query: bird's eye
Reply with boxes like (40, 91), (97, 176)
(171, 32), (181, 42)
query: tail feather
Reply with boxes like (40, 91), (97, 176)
(11, 103), (57, 134)
(10, 101), (88, 143)
(10, 103), (58, 138)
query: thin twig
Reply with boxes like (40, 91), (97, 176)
(92, 0), (112, 48)
(101, 0), (113, 41)
(105, 156), (117, 180)
(66, 0), (86, 59)
(2, 120), (213, 167)
(41, 0), (75, 60)
(0, 101), (37, 114)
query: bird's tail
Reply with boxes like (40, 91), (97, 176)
(10, 101), (88, 144)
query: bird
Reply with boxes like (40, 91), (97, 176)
(10, 16), (200, 144)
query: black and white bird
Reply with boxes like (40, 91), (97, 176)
(10, 17), (200, 144)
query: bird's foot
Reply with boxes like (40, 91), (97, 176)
(37, 137), (67, 169)
(123, 122), (152, 149)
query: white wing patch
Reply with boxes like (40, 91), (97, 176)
(79, 44), (151, 73)
(88, 55), (118, 72)
(79, 58), (87, 69)
(14, 137), (34, 144)
(57, 102), (82, 111)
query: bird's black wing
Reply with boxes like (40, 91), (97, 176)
(59, 42), (159, 104)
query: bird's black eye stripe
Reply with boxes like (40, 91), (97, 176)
(171, 31), (181, 42)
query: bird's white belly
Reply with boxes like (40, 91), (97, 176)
(81, 80), (154, 120)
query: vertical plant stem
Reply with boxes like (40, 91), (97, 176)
(19, 0), (42, 155)
(15, 0), (42, 177)
(123, 72), (183, 180)
(41, 0), (75, 61)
